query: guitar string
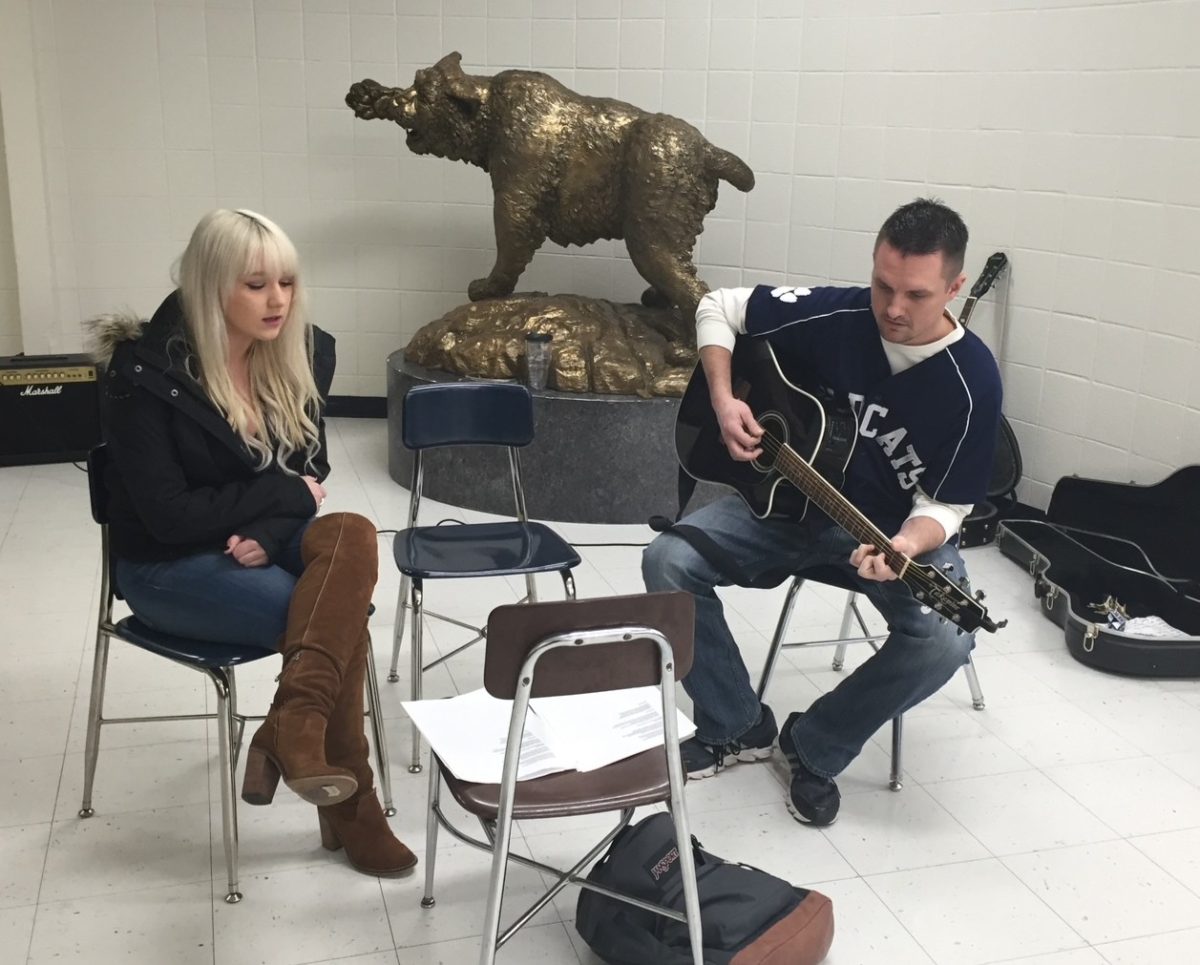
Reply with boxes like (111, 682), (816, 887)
(753, 431), (953, 603)
(764, 435), (953, 603)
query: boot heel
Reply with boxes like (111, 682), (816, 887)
(242, 748), (281, 806)
(318, 811), (343, 852)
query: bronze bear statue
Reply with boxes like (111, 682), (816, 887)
(346, 52), (754, 330)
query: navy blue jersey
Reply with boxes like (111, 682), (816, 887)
(745, 284), (1003, 536)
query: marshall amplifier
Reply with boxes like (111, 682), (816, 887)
(0, 354), (102, 466)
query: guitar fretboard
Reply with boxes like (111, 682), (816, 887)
(766, 436), (909, 576)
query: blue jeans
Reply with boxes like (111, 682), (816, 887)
(115, 524), (310, 652)
(642, 495), (975, 778)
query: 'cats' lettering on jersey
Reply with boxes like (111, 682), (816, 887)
(853, 399), (926, 491)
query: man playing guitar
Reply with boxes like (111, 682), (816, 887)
(643, 199), (1003, 827)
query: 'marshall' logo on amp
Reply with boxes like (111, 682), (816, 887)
(20, 384), (64, 397)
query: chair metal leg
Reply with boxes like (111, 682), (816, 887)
(755, 577), (803, 702)
(830, 590), (860, 671)
(964, 653), (986, 710)
(364, 638), (395, 816)
(888, 715), (903, 791)
(560, 569), (576, 600)
(478, 783), (519, 965)
(228, 666), (246, 772)
(421, 754), (441, 909)
(389, 573), (410, 682)
(209, 667), (243, 903)
(409, 579), (424, 774)
(668, 798), (704, 963)
(78, 629), (112, 818)
(524, 572), (538, 604)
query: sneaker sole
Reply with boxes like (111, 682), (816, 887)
(785, 797), (838, 827)
(686, 745), (775, 780)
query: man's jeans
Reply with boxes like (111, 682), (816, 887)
(115, 524), (310, 652)
(642, 495), (975, 778)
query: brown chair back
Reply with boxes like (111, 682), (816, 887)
(483, 591), (694, 700)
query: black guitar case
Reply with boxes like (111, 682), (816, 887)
(996, 466), (1200, 677)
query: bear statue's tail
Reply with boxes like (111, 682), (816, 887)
(706, 145), (755, 193)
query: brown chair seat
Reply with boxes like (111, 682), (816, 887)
(440, 747), (672, 821)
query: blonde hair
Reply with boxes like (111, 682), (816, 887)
(176, 208), (321, 473)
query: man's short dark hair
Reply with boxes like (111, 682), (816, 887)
(875, 198), (968, 280)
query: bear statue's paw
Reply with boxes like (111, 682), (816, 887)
(468, 277), (512, 301)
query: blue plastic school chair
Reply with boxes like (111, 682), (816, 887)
(79, 445), (393, 902)
(390, 382), (581, 773)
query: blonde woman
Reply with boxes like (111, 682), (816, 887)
(92, 209), (415, 877)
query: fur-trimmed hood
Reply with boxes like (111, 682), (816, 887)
(88, 289), (336, 398)
(86, 311), (149, 366)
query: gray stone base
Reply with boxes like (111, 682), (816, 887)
(388, 353), (690, 525)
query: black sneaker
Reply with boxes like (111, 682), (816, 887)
(680, 704), (778, 779)
(778, 712), (840, 827)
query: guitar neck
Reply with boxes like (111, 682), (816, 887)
(770, 440), (911, 576)
(958, 295), (979, 329)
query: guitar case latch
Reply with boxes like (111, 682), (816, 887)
(1082, 623), (1099, 652)
(1033, 577), (1058, 610)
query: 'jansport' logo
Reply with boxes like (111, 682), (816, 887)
(648, 845), (680, 882)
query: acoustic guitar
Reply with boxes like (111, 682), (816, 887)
(674, 337), (1006, 635)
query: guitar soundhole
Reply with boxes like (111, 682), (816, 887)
(751, 410), (787, 474)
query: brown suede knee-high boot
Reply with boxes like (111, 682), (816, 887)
(317, 628), (418, 877)
(242, 513), (379, 807)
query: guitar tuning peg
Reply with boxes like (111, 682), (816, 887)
(997, 619), (1008, 629)
(941, 563), (955, 574)
(958, 576), (969, 590)
(974, 589), (986, 602)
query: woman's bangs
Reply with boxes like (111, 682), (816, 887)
(249, 230), (299, 281)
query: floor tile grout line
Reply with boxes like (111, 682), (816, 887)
(1090, 922), (1200, 958)
(1036, 752), (1196, 842)
(993, 846), (1142, 960)
(861, 851), (1092, 965)
(1125, 829), (1200, 903)
(29, 873), (218, 910)
(373, 871), (403, 963)
(27, 559), (100, 953)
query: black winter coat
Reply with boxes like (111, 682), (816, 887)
(99, 291), (335, 564)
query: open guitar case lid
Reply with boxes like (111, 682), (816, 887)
(996, 466), (1200, 677)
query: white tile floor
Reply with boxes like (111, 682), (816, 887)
(2, 417), (1199, 965)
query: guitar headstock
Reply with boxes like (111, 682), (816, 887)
(903, 559), (1007, 635)
(968, 251), (1008, 301)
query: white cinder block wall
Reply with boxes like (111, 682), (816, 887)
(0, 103), (19, 358)
(3, 0), (1198, 508)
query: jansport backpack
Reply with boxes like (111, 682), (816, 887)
(575, 813), (834, 964)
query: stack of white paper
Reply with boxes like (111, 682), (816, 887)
(401, 686), (696, 784)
